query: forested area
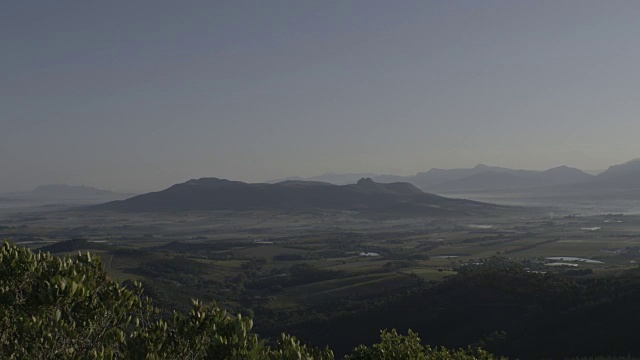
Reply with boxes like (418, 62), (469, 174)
(0, 241), (501, 359)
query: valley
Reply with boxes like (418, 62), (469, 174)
(5, 162), (640, 358)
(4, 203), (640, 358)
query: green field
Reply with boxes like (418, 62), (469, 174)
(2, 209), (640, 329)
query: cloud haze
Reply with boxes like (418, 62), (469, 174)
(2, 1), (640, 192)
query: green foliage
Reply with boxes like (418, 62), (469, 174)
(345, 329), (505, 360)
(0, 241), (140, 359)
(0, 241), (500, 359)
(0, 241), (332, 359)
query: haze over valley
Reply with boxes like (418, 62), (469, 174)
(5, 157), (637, 215)
(5, 1), (640, 359)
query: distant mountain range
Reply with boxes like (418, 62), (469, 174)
(517, 159), (640, 201)
(10, 159), (640, 213)
(262, 159), (640, 209)
(423, 164), (595, 192)
(269, 173), (380, 186)
(274, 164), (597, 192)
(269, 160), (640, 195)
(0, 185), (131, 205)
(424, 159), (640, 205)
(27, 184), (122, 199)
(94, 178), (507, 217)
(591, 159), (640, 187)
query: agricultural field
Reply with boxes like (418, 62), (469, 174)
(2, 209), (639, 300)
(3, 207), (640, 357)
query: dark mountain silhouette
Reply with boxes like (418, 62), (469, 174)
(93, 177), (506, 216)
(269, 173), (380, 185)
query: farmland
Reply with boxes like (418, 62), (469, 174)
(3, 207), (640, 358)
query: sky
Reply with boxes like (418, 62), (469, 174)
(2, 1), (640, 192)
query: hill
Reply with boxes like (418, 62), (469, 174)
(0, 185), (132, 211)
(466, 159), (640, 205)
(1, 241), (502, 359)
(29, 184), (118, 198)
(426, 165), (594, 193)
(539, 165), (595, 185)
(268, 173), (380, 185)
(1, 184), (131, 203)
(93, 177), (506, 217)
(591, 159), (640, 187)
(427, 171), (536, 192)
(38, 238), (110, 253)
(269, 164), (594, 193)
(276, 262), (640, 359)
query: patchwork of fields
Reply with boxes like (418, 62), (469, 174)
(4, 208), (640, 357)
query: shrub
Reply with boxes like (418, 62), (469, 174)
(0, 241), (501, 359)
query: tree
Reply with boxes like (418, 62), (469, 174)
(345, 329), (505, 360)
(0, 241), (332, 359)
(0, 241), (501, 359)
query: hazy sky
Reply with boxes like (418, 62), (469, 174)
(3, 1), (640, 192)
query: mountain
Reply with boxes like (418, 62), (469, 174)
(260, 159), (640, 210)
(433, 159), (640, 210)
(427, 165), (595, 193)
(424, 165), (594, 191)
(410, 164), (503, 188)
(28, 184), (120, 199)
(538, 159), (640, 199)
(427, 171), (537, 192)
(408, 164), (549, 187)
(271, 165), (594, 193)
(0, 185), (132, 210)
(94, 177), (506, 217)
(538, 165), (595, 185)
(592, 159), (640, 187)
(541, 159), (640, 193)
(268, 173), (380, 185)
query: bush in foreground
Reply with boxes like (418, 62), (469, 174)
(0, 241), (500, 359)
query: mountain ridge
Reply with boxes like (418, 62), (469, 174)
(93, 177), (507, 217)
(0, 184), (132, 203)
(267, 164), (595, 192)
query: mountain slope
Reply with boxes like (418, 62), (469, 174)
(0, 185), (131, 208)
(435, 159), (640, 207)
(428, 171), (536, 192)
(591, 159), (640, 187)
(538, 159), (640, 194)
(268, 173), (379, 185)
(427, 166), (594, 193)
(94, 177), (506, 217)
(538, 165), (595, 185)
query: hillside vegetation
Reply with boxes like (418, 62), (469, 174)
(0, 241), (501, 359)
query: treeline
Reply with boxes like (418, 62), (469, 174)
(273, 258), (640, 359)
